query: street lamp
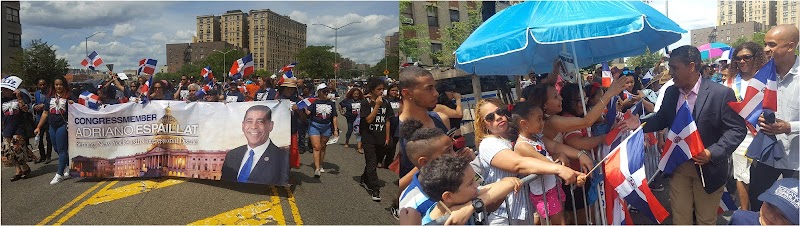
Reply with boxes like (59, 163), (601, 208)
(312, 21), (361, 82)
(213, 49), (234, 82)
(85, 31), (104, 70)
(374, 35), (388, 72)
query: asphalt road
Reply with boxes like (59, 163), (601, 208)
(1, 113), (399, 225)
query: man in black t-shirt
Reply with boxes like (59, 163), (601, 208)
(359, 77), (393, 202)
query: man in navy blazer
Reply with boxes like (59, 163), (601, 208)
(221, 105), (289, 185)
(642, 45), (746, 225)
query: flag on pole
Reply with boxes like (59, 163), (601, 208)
(229, 54), (254, 79)
(78, 91), (101, 110)
(659, 101), (705, 174)
(642, 69), (654, 85)
(604, 126), (670, 224)
(718, 188), (737, 214)
(604, 172), (633, 225)
(201, 65), (214, 83)
(602, 62), (613, 87)
(80, 51), (104, 70)
(281, 62), (297, 77)
(137, 58), (158, 75)
(296, 97), (317, 110)
(605, 95), (619, 127)
(727, 58), (778, 132)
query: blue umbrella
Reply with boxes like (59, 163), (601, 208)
(455, 0), (686, 75)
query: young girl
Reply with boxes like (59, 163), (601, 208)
(339, 87), (364, 152)
(35, 76), (74, 185)
(306, 83), (339, 178)
(513, 101), (577, 225)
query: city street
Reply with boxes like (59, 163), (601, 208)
(1, 114), (399, 225)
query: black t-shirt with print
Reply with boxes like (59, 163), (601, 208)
(2, 95), (31, 138)
(359, 99), (393, 144)
(309, 99), (337, 125)
(44, 95), (70, 128)
(339, 98), (362, 119)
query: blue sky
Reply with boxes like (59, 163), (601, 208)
(20, 1), (399, 71)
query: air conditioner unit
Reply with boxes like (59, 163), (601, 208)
(403, 18), (414, 25)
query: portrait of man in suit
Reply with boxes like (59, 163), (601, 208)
(221, 105), (289, 185)
(642, 45), (746, 225)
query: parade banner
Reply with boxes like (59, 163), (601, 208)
(67, 100), (291, 186)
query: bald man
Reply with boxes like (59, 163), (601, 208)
(748, 24), (800, 211)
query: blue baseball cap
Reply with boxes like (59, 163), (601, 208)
(758, 178), (799, 225)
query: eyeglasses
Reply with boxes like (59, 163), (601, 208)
(484, 107), (511, 122)
(734, 54), (754, 62)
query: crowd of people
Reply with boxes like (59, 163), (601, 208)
(397, 24), (799, 225)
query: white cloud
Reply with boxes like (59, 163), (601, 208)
(113, 24), (135, 37)
(20, 1), (169, 29)
(292, 11), (399, 65)
(646, 0), (717, 50)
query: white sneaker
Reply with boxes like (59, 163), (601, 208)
(61, 172), (70, 180)
(50, 174), (64, 185)
(319, 168), (326, 173)
(314, 169), (321, 178)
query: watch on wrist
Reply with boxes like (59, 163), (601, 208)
(472, 198), (485, 214)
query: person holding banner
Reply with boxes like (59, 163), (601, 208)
(306, 83), (339, 178)
(277, 78), (304, 169)
(641, 45), (746, 225)
(2, 76), (34, 181)
(34, 76), (76, 185)
(220, 105), (289, 185)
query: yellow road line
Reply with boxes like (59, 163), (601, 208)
(285, 186), (303, 225)
(36, 181), (107, 226)
(87, 179), (185, 205)
(52, 180), (119, 226)
(188, 187), (286, 225)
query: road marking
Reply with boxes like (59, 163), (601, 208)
(188, 186), (287, 225)
(86, 178), (185, 205)
(285, 186), (303, 225)
(53, 180), (119, 225)
(37, 181), (107, 226)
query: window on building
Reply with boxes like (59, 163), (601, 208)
(427, 6), (439, 27)
(726, 36), (730, 41)
(6, 7), (19, 23)
(9, 32), (20, 47)
(450, 9), (459, 23)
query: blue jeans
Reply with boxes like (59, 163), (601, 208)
(50, 124), (69, 175)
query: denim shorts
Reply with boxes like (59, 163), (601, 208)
(308, 121), (332, 137)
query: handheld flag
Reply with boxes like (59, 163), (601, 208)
(642, 69), (654, 85)
(201, 65), (214, 83)
(604, 126), (670, 224)
(229, 54), (254, 79)
(80, 51), (104, 70)
(718, 188), (737, 214)
(78, 91), (101, 110)
(727, 58), (777, 132)
(659, 101), (705, 174)
(296, 97), (317, 110)
(605, 95), (619, 127)
(137, 58), (158, 75)
(139, 75), (154, 104)
(601, 62), (613, 87)
(281, 62), (297, 78)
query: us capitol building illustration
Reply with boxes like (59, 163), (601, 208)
(70, 107), (228, 180)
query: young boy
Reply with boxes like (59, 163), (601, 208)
(418, 154), (523, 225)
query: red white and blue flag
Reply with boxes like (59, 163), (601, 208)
(201, 65), (213, 83)
(229, 54), (254, 79)
(78, 91), (101, 110)
(641, 69), (654, 85)
(602, 62), (613, 87)
(140, 75), (154, 96)
(281, 62), (297, 78)
(203, 81), (214, 92)
(137, 58), (158, 75)
(604, 126), (670, 224)
(80, 50), (104, 70)
(718, 188), (737, 214)
(728, 58), (777, 133)
(659, 101), (705, 174)
(296, 97), (317, 110)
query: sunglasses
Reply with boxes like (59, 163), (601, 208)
(484, 107), (511, 122)
(734, 54), (754, 62)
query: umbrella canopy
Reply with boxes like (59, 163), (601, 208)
(697, 42), (732, 60)
(455, 0), (686, 75)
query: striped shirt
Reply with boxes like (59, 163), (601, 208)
(399, 172), (436, 216)
(477, 136), (529, 221)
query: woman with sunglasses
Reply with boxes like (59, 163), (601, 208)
(728, 41), (768, 211)
(148, 81), (168, 100)
(34, 76), (74, 184)
(306, 83), (339, 178)
(474, 98), (584, 224)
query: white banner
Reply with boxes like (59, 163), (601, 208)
(67, 100), (292, 185)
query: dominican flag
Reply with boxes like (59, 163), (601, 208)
(604, 126), (670, 224)
(605, 95), (619, 126)
(78, 91), (101, 110)
(602, 62), (613, 87)
(605, 110), (638, 146)
(140, 75), (154, 96)
(727, 58), (778, 133)
(604, 182), (633, 225)
(281, 62), (297, 78)
(201, 65), (213, 83)
(718, 188), (737, 214)
(659, 101), (705, 174)
(229, 54), (254, 79)
(642, 69), (654, 85)
(296, 97), (317, 110)
(80, 50), (103, 70)
(138, 58), (158, 75)
(203, 81), (214, 92)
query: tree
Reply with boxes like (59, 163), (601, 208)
(399, 1), (432, 63)
(295, 45), (338, 79)
(432, 2), (482, 66)
(728, 31), (766, 48)
(7, 39), (69, 87)
(369, 55), (400, 79)
(625, 48), (661, 69)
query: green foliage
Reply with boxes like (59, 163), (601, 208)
(625, 48), (661, 69)
(369, 55), (400, 79)
(399, 0), (431, 63)
(432, 2), (482, 66)
(7, 39), (69, 87)
(168, 49), (247, 82)
(728, 31), (766, 48)
(295, 45), (340, 79)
